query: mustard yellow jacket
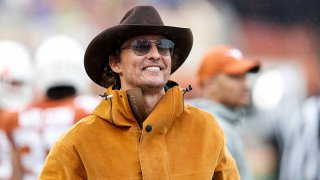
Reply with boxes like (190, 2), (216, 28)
(39, 85), (239, 179)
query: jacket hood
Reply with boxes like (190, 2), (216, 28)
(92, 81), (186, 132)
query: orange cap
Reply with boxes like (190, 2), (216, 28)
(197, 45), (260, 86)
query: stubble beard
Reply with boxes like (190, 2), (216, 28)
(140, 70), (170, 92)
(140, 80), (167, 93)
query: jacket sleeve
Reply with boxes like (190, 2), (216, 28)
(39, 142), (86, 180)
(213, 143), (240, 180)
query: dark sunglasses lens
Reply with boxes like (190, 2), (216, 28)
(130, 39), (175, 56)
(156, 39), (174, 56)
(132, 40), (151, 56)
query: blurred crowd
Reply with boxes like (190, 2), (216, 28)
(1, 0), (320, 179)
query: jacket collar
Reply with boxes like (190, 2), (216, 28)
(92, 81), (185, 133)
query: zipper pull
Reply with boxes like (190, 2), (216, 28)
(99, 93), (113, 100)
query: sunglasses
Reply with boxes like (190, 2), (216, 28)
(121, 39), (175, 56)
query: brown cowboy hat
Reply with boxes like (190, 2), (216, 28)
(84, 6), (193, 88)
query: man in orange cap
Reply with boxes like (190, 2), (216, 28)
(189, 45), (260, 180)
(39, 6), (240, 179)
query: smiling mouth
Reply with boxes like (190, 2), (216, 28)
(143, 66), (162, 71)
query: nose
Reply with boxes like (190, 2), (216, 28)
(146, 43), (161, 60)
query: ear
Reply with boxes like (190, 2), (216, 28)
(109, 55), (122, 73)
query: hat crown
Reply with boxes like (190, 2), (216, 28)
(120, 6), (164, 26)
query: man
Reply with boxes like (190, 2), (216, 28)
(280, 95), (320, 180)
(188, 45), (260, 180)
(1, 35), (97, 179)
(40, 6), (239, 179)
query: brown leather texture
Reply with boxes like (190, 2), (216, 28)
(126, 88), (147, 128)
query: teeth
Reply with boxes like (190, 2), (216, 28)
(145, 66), (160, 71)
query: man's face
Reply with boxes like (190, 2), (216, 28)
(206, 73), (250, 108)
(109, 35), (172, 91)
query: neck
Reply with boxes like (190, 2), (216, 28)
(142, 88), (165, 115)
(201, 92), (238, 110)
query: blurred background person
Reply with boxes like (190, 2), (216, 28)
(246, 65), (307, 180)
(188, 45), (260, 180)
(1, 35), (99, 180)
(279, 90), (320, 179)
(0, 40), (34, 180)
(0, 40), (34, 111)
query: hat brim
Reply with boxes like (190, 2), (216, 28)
(84, 25), (193, 88)
(223, 59), (260, 75)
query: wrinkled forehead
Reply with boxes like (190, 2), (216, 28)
(122, 35), (167, 46)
